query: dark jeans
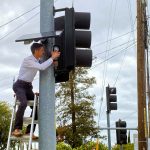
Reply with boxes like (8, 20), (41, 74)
(13, 80), (38, 134)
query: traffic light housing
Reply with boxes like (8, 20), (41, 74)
(116, 119), (127, 145)
(54, 8), (92, 82)
(106, 86), (117, 112)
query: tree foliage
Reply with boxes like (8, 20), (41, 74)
(56, 141), (108, 150)
(57, 142), (72, 150)
(0, 101), (12, 149)
(112, 143), (134, 150)
(73, 141), (108, 150)
(56, 67), (99, 148)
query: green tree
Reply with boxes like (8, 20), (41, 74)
(0, 101), (12, 149)
(56, 67), (99, 148)
(56, 141), (108, 150)
(73, 141), (108, 150)
(57, 142), (72, 150)
(112, 143), (134, 150)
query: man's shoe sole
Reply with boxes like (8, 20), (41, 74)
(24, 134), (39, 140)
(11, 133), (23, 137)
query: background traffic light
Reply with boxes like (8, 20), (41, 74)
(116, 119), (127, 145)
(54, 8), (92, 82)
(106, 86), (117, 112)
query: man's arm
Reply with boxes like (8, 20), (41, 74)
(25, 57), (53, 70)
(24, 50), (60, 70)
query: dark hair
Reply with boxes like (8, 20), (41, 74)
(31, 43), (43, 54)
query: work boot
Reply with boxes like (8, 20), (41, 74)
(12, 129), (23, 137)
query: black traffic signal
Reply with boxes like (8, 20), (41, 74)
(106, 86), (117, 112)
(54, 8), (92, 82)
(55, 71), (69, 83)
(116, 119), (127, 145)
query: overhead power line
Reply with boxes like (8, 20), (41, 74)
(0, 5), (40, 28)
(93, 39), (136, 58)
(92, 29), (135, 48)
(113, 1), (136, 87)
(91, 42), (136, 70)
(0, 0), (59, 29)
(0, 12), (39, 41)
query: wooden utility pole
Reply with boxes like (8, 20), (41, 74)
(70, 70), (76, 148)
(137, 0), (147, 149)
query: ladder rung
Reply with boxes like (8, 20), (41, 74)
(10, 135), (38, 142)
(24, 117), (38, 124)
(16, 101), (38, 106)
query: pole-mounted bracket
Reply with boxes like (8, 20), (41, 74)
(53, 7), (69, 16)
(15, 31), (62, 45)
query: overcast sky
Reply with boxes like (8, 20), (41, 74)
(0, 0), (147, 146)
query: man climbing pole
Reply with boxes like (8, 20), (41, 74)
(12, 42), (60, 139)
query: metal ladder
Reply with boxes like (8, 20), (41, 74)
(6, 93), (39, 150)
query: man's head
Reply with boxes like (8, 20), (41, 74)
(31, 43), (44, 59)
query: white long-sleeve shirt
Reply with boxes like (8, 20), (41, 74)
(18, 55), (53, 82)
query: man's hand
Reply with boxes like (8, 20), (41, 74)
(51, 50), (60, 60)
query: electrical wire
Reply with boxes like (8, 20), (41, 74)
(93, 39), (136, 58)
(0, 12), (39, 41)
(97, 0), (114, 128)
(0, 0), (60, 41)
(0, 41), (136, 96)
(0, 39), (133, 95)
(113, 23), (136, 86)
(92, 29), (135, 48)
(0, 0), (59, 29)
(0, 34), (136, 85)
(98, 3), (137, 121)
(101, 0), (114, 94)
(95, 41), (136, 121)
(0, 5), (40, 28)
(96, 38), (136, 127)
(113, 0), (136, 87)
(0, 39), (135, 94)
(91, 42), (136, 70)
(0, 42), (136, 97)
(99, 5), (137, 123)
(0, 0), (60, 95)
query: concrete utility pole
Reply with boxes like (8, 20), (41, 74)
(137, 0), (147, 149)
(39, 0), (56, 150)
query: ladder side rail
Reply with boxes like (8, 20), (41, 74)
(28, 94), (38, 150)
(37, 94), (39, 150)
(6, 98), (17, 150)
